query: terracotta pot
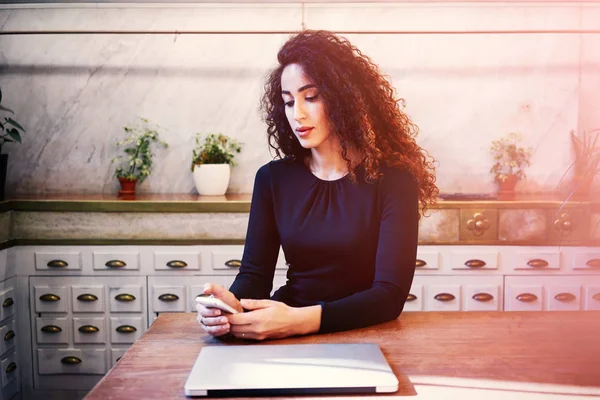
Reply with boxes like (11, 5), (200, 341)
(496, 175), (518, 200)
(118, 177), (138, 196)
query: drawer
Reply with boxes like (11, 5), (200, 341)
(73, 317), (106, 344)
(93, 251), (140, 271)
(0, 288), (15, 322)
(36, 317), (68, 345)
(506, 284), (543, 311)
(34, 285), (68, 313)
(37, 348), (107, 375)
(152, 285), (186, 312)
(111, 348), (128, 367)
(449, 251), (498, 271)
(414, 251), (440, 270)
(513, 250), (560, 271)
(464, 284), (501, 311)
(0, 320), (16, 354)
(154, 252), (200, 271)
(546, 285), (581, 311)
(35, 251), (82, 271)
(72, 285), (105, 313)
(110, 317), (144, 344)
(210, 248), (288, 274)
(573, 250), (600, 271)
(109, 285), (143, 313)
(403, 285), (423, 311)
(426, 285), (461, 311)
(0, 352), (17, 388)
(584, 286), (600, 311)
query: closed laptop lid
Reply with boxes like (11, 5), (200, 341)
(184, 343), (399, 397)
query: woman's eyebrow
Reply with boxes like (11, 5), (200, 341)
(281, 84), (317, 95)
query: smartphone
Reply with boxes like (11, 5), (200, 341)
(195, 294), (239, 314)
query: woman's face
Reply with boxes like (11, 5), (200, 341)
(281, 63), (333, 151)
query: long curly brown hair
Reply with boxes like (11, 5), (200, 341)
(260, 30), (438, 216)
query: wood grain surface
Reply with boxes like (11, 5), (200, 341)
(85, 311), (600, 399)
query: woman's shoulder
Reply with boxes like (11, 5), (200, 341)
(377, 164), (418, 190)
(256, 157), (302, 180)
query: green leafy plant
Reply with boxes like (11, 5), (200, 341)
(111, 117), (168, 183)
(191, 133), (242, 172)
(0, 88), (26, 154)
(489, 132), (532, 183)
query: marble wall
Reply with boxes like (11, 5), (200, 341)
(1, 2), (599, 195)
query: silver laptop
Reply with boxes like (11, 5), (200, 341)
(184, 343), (398, 397)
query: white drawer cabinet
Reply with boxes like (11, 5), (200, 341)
(406, 275), (503, 312)
(29, 276), (147, 392)
(0, 269), (19, 400)
(504, 275), (600, 311)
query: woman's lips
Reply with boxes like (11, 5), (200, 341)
(297, 128), (313, 137)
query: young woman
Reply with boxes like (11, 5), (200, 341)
(197, 30), (438, 340)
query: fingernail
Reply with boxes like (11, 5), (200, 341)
(203, 283), (210, 292)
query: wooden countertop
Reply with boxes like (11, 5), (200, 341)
(2, 192), (596, 213)
(85, 311), (600, 399)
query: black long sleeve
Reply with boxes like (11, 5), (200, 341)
(229, 158), (419, 334)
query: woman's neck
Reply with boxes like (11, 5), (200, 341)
(307, 144), (361, 181)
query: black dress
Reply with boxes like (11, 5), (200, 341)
(229, 158), (419, 333)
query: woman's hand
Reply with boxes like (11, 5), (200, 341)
(228, 299), (321, 341)
(196, 283), (243, 337)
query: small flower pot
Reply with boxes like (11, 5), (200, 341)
(497, 175), (518, 199)
(193, 164), (230, 196)
(118, 177), (138, 196)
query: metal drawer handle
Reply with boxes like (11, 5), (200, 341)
(77, 294), (98, 302)
(585, 258), (600, 268)
(116, 325), (137, 334)
(516, 293), (538, 303)
(4, 330), (15, 341)
(40, 294), (61, 302)
(472, 293), (494, 302)
(2, 298), (13, 308)
(158, 293), (179, 302)
(406, 294), (417, 302)
(592, 293), (600, 302)
(224, 259), (242, 268)
(554, 293), (576, 302)
(78, 325), (100, 334)
(5, 362), (16, 374)
(41, 325), (62, 334)
(465, 259), (486, 268)
(434, 293), (455, 302)
(105, 260), (127, 268)
(47, 259), (68, 268)
(116, 356), (122, 363)
(167, 260), (188, 268)
(61, 356), (82, 365)
(415, 259), (426, 268)
(527, 259), (549, 268)
(115, 293), (136, 302)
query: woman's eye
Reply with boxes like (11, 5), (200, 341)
(284, 100), (294, 107)
(306, 94), (319, 102)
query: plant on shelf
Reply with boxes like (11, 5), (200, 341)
(191, 133), (242, 196)
(111, 117), (168, 195)
(489, 132), (532, 195)
(0, 88), (26, 200)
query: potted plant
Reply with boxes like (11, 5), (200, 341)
(0, 88), (26, 200)
(191, 133), (242, 196)
(111, 117), (168, 195)
(489, 132), (532, 196)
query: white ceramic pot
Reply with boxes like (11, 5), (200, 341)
(193, 164), (231, 196)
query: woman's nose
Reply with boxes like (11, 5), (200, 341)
(294, 102), (306, 121)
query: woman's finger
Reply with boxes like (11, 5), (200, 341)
(201, 315), (229, 327)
